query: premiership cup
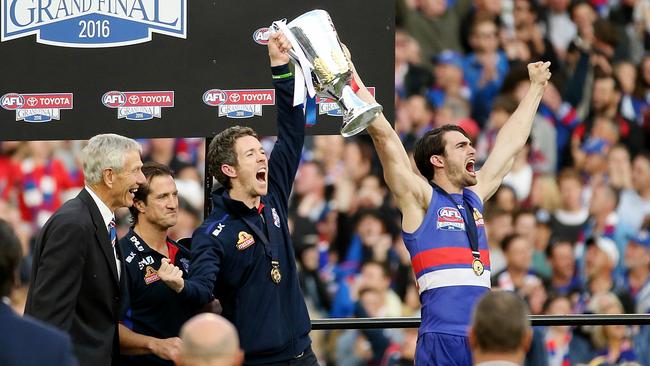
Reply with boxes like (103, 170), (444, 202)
(275, 10), (383, 137)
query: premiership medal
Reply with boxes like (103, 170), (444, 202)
(472, 258), (484, 276)
(271, 261), (282, 284)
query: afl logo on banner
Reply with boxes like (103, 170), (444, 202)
(1, 0), (187, 48)
(1, 92), (73, 123)
(203, 89), (275, 119)
(102, 90), (174, 121)
(252, 27), (270, 45)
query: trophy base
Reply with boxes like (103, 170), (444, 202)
(341, 102), (383, 137)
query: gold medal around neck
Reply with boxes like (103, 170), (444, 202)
(271, 265), (282, 284)
(472, 258), (484, 276)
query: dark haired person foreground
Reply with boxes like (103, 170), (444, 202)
(352, 48), (550, 365)
(157, 32), (317, 365)
(25, 134), (145, 366)
(0, 219), (78, 366)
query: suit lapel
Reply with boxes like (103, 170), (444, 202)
(78, 189), (120, 286)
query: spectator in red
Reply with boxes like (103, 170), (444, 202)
(11, 141), (83, 228)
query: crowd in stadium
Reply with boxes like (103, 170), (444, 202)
(2, 0), (650, 365)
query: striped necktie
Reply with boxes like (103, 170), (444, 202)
(108, 217), (116, 247)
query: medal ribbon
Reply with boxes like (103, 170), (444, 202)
(430, 183), (481, 264)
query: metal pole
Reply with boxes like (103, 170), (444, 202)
(310, 314), (650, 330)
(204, 137), (213, 219)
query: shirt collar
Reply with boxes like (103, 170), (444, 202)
(85, 186), (114, 231)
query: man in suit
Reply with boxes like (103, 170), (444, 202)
(25, 133), (145, 366)
(0, 219), (78, 366)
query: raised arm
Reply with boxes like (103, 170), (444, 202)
(351, 64), (431, 232)
(266, 31), (306, 205)
(473, 61), (551, 202)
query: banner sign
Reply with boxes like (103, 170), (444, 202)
(0, 0), (394, 141)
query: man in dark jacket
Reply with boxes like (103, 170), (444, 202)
(0, 219), (77, 366)
(25, 134), (145, 366)
(158, 32), (315, 365)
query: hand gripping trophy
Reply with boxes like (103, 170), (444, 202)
(271, 10), (383, 137)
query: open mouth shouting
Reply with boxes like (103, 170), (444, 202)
(465, 159), (476, 177)
(256, 166), (268, 185)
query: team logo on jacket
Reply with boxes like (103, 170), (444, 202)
(1, 92), (73, 122)
(102, 90), (174, 120)
(1, 0), (187, 48)
(143, 265), (160, 284)
(236, 231), (255, 250)
(202, 89), (275, 119)
(437, 207), (465, 231)
(473, 208), (484, 226)
(317, 87), (375, 117)
(271, 208), (280, 228)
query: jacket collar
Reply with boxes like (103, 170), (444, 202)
(212, 187), (263, 217)
(212, 188), (270, 246)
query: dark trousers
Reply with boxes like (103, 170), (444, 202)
(259, 347), (318, 366)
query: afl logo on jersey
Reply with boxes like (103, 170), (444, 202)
(437, 207), (465, 231)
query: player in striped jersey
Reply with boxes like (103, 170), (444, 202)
(351, 54), (550, 365)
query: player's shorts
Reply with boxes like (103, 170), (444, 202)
(415, 332), (472, 366)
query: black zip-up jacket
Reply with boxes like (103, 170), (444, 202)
(180, 64), (311, 364)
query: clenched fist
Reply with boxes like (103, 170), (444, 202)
(527, 61), (551, 87)
(268, 31), (292, 66)
(158, 258), (184, 293)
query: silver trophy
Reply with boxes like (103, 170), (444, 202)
(274, 10), (382, 137)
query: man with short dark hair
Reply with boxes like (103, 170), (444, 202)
(0, 219), (77, 366)
(157, 32), (316, 365)
(118, 161), (193, 365)
(26, 134), (145, 366)
(351, 47), (550, 364)
(469, 291), (532, 365)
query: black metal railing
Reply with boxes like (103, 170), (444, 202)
(311, 314), (650, 330)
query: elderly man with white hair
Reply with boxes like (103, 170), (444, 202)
(25, 134), (145, 366)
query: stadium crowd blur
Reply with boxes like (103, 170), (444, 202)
(2, 0), (650, 365)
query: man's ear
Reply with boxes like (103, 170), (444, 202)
(430, 155), (444, 169)
(221, 164), (237, 179)
(102, 168), (114, 188)
(468, 326), (476, 349)
(522, 328), (533, 352)
(235, 349), (244, 366)
(134, 199), (146, 214)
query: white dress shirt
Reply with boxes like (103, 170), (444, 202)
(85, 187), (121, 280)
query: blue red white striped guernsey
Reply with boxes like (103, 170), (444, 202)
(403, 188), (491, 336)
